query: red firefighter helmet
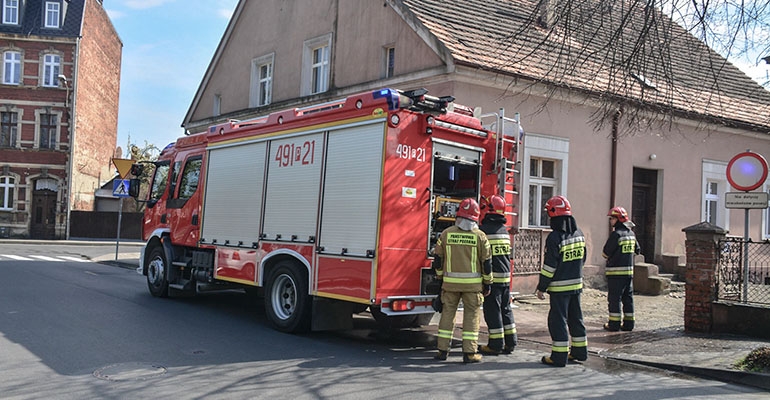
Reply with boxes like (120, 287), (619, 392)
(485, 195), (507, 215)
(544, 195), (572, 218)
(608, 206), (629, 223)
(456, 198), (481, 222)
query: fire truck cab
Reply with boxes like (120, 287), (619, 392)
(133, 88), (520, 333)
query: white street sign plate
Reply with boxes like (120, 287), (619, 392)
(725, 192), (769, 209)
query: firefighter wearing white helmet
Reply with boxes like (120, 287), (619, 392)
(536, 195), (588, 367)
(478, 195), (518, 356)
(602, 206), (640, 332)
(432, 198), (493, 363)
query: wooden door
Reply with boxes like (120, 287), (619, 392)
(31, 190), (57, 239)
(632, 168), (657, 263)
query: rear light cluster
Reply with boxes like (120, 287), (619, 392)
(389, 300), (414, 312)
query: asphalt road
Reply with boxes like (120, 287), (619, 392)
(0, 243), (767, 399)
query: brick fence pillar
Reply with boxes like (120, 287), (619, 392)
(682, 222), (726, 333)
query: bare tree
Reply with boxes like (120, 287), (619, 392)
(123, 136), (160, 212)
(476, 0), (770, 135)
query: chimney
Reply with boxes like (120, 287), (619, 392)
(538, 0), (556, 29)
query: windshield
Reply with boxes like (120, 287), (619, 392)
(149, 162), (170, 201)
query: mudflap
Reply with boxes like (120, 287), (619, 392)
(311, 297), (355, 331)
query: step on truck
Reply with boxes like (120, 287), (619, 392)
(131, 88), (521, 333)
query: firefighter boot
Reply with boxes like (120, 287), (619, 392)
(603, 322), (620, 332)
(478, 345), (501, 356)
(502, 345), (515, 355)
(463, 352), (482, 363)
(541, 356), (566, 367)
(434, 350), (448, 361)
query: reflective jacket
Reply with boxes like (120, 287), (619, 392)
(433, 225), (492, 292)
(537, 228), (586, 294)
(480, 214), (512, 286)
(602, 222), (640, 277)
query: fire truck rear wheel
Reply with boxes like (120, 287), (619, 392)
(146, 245), (169, 298)
(265, 261), (311, 333)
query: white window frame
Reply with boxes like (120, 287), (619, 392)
(702, 159), (728, 229)
(763, 183), (770, 239)
(0, 174), (16, 211)
(44, 1), (61, 28)
(42, 53), (60, 87)
(521, 133), (569, 227)
(3, 0), (19, 25)
(383, 45), (395, 78)
(301, 33), (332, 96)
(3, 50), (21, 85)
(249, 53), (274, 108)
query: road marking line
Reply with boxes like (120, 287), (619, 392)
(1, 254), (33, 260)
(58, 256), (92, 263)
(29, 255), (65, 262)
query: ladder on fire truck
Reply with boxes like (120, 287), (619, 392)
(481, 109), (522, 232)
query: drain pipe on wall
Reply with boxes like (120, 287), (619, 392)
(610, 108), (622, 209)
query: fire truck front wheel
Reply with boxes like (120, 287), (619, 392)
(265, 261), (311, 333)
(146, 246), (169, 298)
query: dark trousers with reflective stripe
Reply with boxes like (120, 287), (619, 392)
(607, 277), (634, 330)
(547, 292), (587, 366)
(482, 284), (517, 350)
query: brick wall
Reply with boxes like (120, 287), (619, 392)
(69, 0), (123, 211)
(683, 223), (724, 332)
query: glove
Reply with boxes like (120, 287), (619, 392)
(483, 284), (491, 297)
(432, 296), (443, 313)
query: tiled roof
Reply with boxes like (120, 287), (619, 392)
(0, 0), (84, 37)
(398, 0), (770, 132)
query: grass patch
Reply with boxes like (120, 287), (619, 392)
(734, 347), (770, 373)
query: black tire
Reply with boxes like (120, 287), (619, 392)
(146, 245), (169, 298)
(264, 261), (311, 333)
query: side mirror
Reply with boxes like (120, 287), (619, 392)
(128, 178), (141, 197)
(130, 163), (144, 177)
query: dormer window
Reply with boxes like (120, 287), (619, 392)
(3, 0), (19, 25)
(44, 1), (61, 29)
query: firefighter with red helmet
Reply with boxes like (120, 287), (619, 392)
(478, 195), (518, 355)
(602, 206), (640, 331)
(432, 198), (493, 363)
(535, 195), (588, 367)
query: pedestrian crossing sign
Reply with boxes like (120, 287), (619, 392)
(113, 179), (131, 198)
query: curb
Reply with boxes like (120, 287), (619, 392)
(602, 355), (770, 391)
(98, 260), (140, 271)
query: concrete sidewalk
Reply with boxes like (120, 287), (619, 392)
(505, 296), (770, 391)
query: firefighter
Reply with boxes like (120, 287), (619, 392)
(432, 198), (493, 363)
(535, 195), (588, 367)
(478, 195), (518, 355)
(602, 206), (640, 332)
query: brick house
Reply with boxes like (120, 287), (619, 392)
(0, 0), (122, 239)
(181, 0), (770, 291)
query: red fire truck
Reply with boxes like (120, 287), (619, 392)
(132, 88), (520, 333)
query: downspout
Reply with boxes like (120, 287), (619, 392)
(65, 36), (81, 240)
(610, 108), (621, 210)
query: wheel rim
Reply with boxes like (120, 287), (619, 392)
(271, 273), (297, 320)
(147, 255), (165, 287)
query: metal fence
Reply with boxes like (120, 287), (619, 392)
(717, 236), (770, 306)
(512, 228), (545, 275)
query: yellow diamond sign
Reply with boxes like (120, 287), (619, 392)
(112, 158), (135, 179)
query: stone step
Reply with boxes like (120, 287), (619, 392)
(659, 273), (685, 292)
(634, 262), (671, 295)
